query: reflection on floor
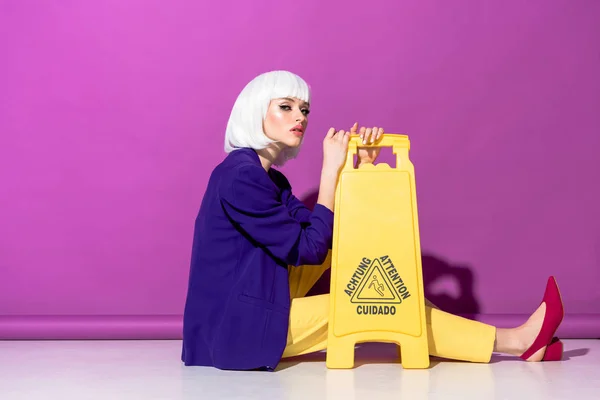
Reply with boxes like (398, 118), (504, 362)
(0, 339), (597, 399)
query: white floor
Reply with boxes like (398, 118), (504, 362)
(0, 340), (597, 400)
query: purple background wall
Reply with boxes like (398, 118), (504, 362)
(1, 0), (599, 339)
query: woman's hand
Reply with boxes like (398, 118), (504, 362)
(350, 122), (384, 168)
(322, 127), (350, 176)
(318, 128), (350, 211)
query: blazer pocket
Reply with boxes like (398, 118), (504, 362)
(238, 293), (290, 315)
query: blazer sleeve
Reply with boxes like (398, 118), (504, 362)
(219, 164), (333, 266)
(284, 193), (312, 224)
(271, 170), (312, 224)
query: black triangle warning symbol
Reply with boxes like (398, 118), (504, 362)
(351, 258), (401, 304)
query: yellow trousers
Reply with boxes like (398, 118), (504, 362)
(282, 252), (496, 363)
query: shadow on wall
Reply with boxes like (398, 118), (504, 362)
(300, 190), (481, 317)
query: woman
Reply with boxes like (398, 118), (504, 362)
(181, 70), (564, 371)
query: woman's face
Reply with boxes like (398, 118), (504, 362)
(263, 97), (310, 148)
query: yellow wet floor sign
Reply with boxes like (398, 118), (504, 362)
(327, 134), (429, 369)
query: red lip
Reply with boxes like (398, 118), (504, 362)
(290, 125), (304, 136)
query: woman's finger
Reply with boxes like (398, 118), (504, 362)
(370, 127), (378, 143)
(325, 127), (336, 139)
(342, 129), (350, 147)
(363, 127), (372, 144)
(359, 126), (366, 142)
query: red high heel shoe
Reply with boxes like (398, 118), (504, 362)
(542, 337), (563, 361)
(520, 276), (564, 361)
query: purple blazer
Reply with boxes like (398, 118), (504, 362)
(181, 148), (334, 371)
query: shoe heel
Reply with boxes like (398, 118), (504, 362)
(542, 337), (563, 361)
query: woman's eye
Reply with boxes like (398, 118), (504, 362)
(279, 105), (292, 111)
(302, 109), (310, 115)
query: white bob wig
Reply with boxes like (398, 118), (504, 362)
(224, 70), (311, 167)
